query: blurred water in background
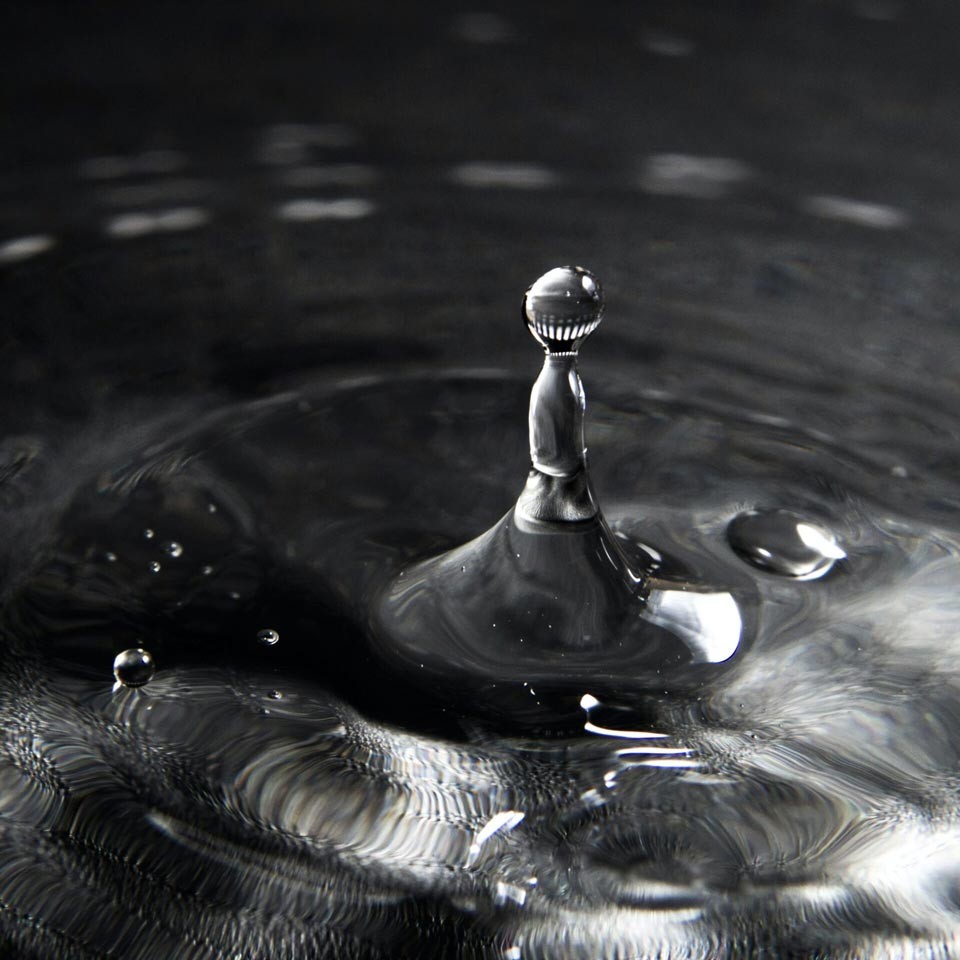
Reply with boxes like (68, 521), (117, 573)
(2, 2), (960, 957)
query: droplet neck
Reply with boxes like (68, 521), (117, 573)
(517, 353), (597, 524)
(517, 266), (603, 525)
(529, 354), (586, 478)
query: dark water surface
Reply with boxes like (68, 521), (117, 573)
(3, 2), (960, 957)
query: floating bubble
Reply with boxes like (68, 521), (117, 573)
(163, 541), (183, 558)
(727, 508), (845, 579)
(112, 648), (155, 687)
(257, 628), (280, 646)
(149, 561), (162, 573)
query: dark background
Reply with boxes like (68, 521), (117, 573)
(1, 0), (958, 444)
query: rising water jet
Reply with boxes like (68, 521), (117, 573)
(371, 267), (745, 717)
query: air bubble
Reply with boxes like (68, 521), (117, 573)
(113, 648), (156, 687)
(149, 561), (162, 574)
(257, 628), (280, 646)
(163, 541), (183, 558)
(727, 508), (845, 579)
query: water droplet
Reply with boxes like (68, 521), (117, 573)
(523, 265), (603, 355)
(727, 508), (845, 579)
(113, 648), (156, 687)
(163, 541), (183, 558)
(727, 510), (846, 580)
(149, 561), (162, 574)
(144, 528), (155, 539)
(257, 628), (280, 646)
(267, 689), (283, 700)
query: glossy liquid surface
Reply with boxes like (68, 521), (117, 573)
(4, 1), (960, 955)
(3, 358), (960, 958)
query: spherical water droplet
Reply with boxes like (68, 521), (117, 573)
(257, 628), (280, 646)
(727, 508), (845, 579)
(149, 560), (162, 573)
(144, 528), (155, 540)
(113, 648), (155, 687)
(523, 265), (603, 354)
(163, 541), (183, 558)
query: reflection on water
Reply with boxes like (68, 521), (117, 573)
(2, 365), (960, 957)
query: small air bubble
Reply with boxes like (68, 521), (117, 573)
(149, 561), (161, 573)
(201, 565), (213, 576)
(105, 552), (117, 563)
(144, 528), (155, 539)
(267, 689), (283, 700)
(113, 648), (155, 687)
(257, 628), (280, 646)
(164, 541), (183, 558)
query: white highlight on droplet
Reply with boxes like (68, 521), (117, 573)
(639, 154), (752, 199)
(580, 693), (600, 711)
(803, 195), (908, 229)
(796, 523), (846, 560)
(0, 234), (56, 264)
(452, 12), (516, 43)
(106, 207), (210, 238)
(451, 162), (559, 189)
(466, 810), (525, 865)
(643, 590), (742, 663)
(277, 198), (376, 222)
